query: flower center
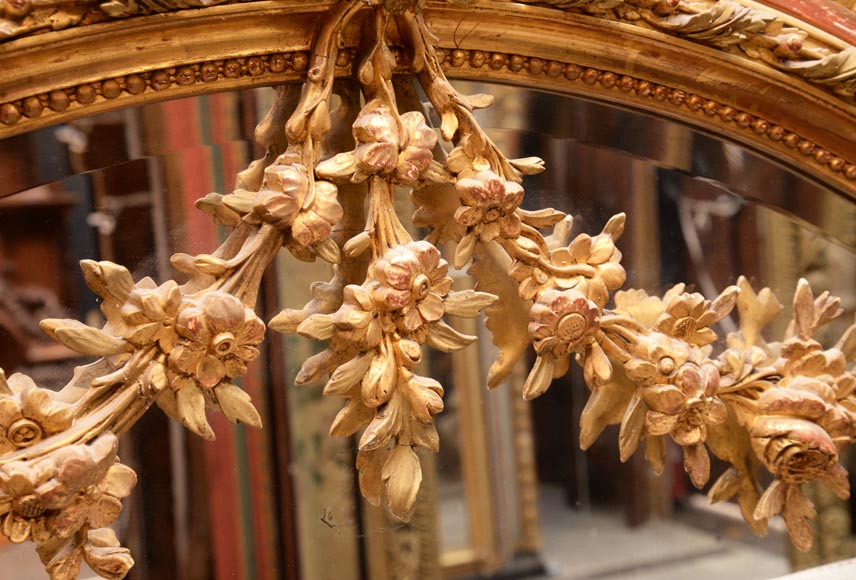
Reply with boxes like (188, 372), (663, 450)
(557, 313), (587, 344)
(412, 274), (431, 299)
(657, 356), (676, 375)
(780, 447), (834, 483)
(483, 207), (502, 223)
(212, 332), (237, 355)
(12, 494), (44, 518)
(8, 418), (43, 447)
(672, 317), (697, 338)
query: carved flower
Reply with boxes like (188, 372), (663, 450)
(529, 289), (599, 356)
(655, 289), (736, 347)
(751, 379), (849, 485)
(510, 227), (626, 307)
(168, 292), (265, 389)
(626, 335), (726, 487)
(454, 170), (523, 242)
(0, 434), (134, 544)
(252, 160), (343, 247)
(330, 285), (383, 351)
(396, 111), (437, 184)
(0, 374), (72, 455)
(120, 279), (181, 351)
(351, 106), (437, 184)
(370, 241), (453, 333)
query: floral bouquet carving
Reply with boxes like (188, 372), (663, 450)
(2, 1), (856, 578)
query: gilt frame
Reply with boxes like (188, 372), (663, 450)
(2, 1), (856, 579)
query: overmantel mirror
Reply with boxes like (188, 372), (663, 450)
(2, 1), (856, 579)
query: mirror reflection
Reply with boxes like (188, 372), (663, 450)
(0, 81), (853, 579)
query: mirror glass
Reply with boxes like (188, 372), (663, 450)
(0, 80), (853, 579)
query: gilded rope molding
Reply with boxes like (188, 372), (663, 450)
(2, 1), (856, 578)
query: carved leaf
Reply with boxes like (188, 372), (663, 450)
(793, 278), (815, 340)
(426, 321), (477, 353)
(443, 290), (498, 318)
(523, 355), (555, 400)
(580, 364), (635, 450)
(40, 319), (127, 356)
(382, 445), (422, 521)
(324, 354), (375, 397)
(469, 243), (532, 388)
(176, 386), (215, 440)
(215, 382), (263, 429)
(330, 398), (374, 437)
(356, 447), (388, 507)
(782, 484), (816, 552)
(362, 349), (396, 408)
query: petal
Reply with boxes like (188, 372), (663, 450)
(102, 464), (137, 499)
(454, 206), (482, 227)
(384, 258), (418, 290)
(402, 307), (424, 332)
(169, 344), (204, 376)
(380, 288), (412, 311)
(0, 398), (22, 426)
(646, 411), (680, 436)
(586, 278), (609, 308)
(499, 213), (522, 238)
(1, 464), (36, 496)
(237, 315), (266, 346)
(703, 398), (728, 425)
(479, 221), (501, 242)
(412, 241), (441, 273)
(196, 356), (226, 389)
(683, 443), (711, 488)
(642, 384), (687, 414)
(88, 495), (124, 528)
(455, 178), (486, 206)
(597, 262), (626, 290)
(202, 294), (245, 334)
(502, 181), (524, 208)
(757, 387), (827, 420)
(21, 387), (51, 421)
(673, 423), (703, 446)
(224, 357), (248, 378)
(51, 504), (89, 538)
(570, 234), (592, 262)
(417, 293), (445, 323)
(3, 513), (31, 543)
(589, 236), (615, 265)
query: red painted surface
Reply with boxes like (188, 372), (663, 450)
(763, 0), (856, 45)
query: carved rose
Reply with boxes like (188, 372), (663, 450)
(168, 292), (265, 389)
(120, 279), (181, 351)
(253, 161), (343, 247)
(528, 288), (599, 356)
(454, 170), (524, 242)
(0, 374), (72, 454)
(751, 378), (849, 485)
(0, 434), (134, 544)
(370, 241), (453, 333)
(350, 106), (437, 184)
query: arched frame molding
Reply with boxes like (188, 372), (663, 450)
(1, 1), (855, 196)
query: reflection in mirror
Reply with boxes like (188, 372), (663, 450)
(0, 80), (853, 579)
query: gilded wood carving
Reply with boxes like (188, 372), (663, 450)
(1, 1), (856, 579)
